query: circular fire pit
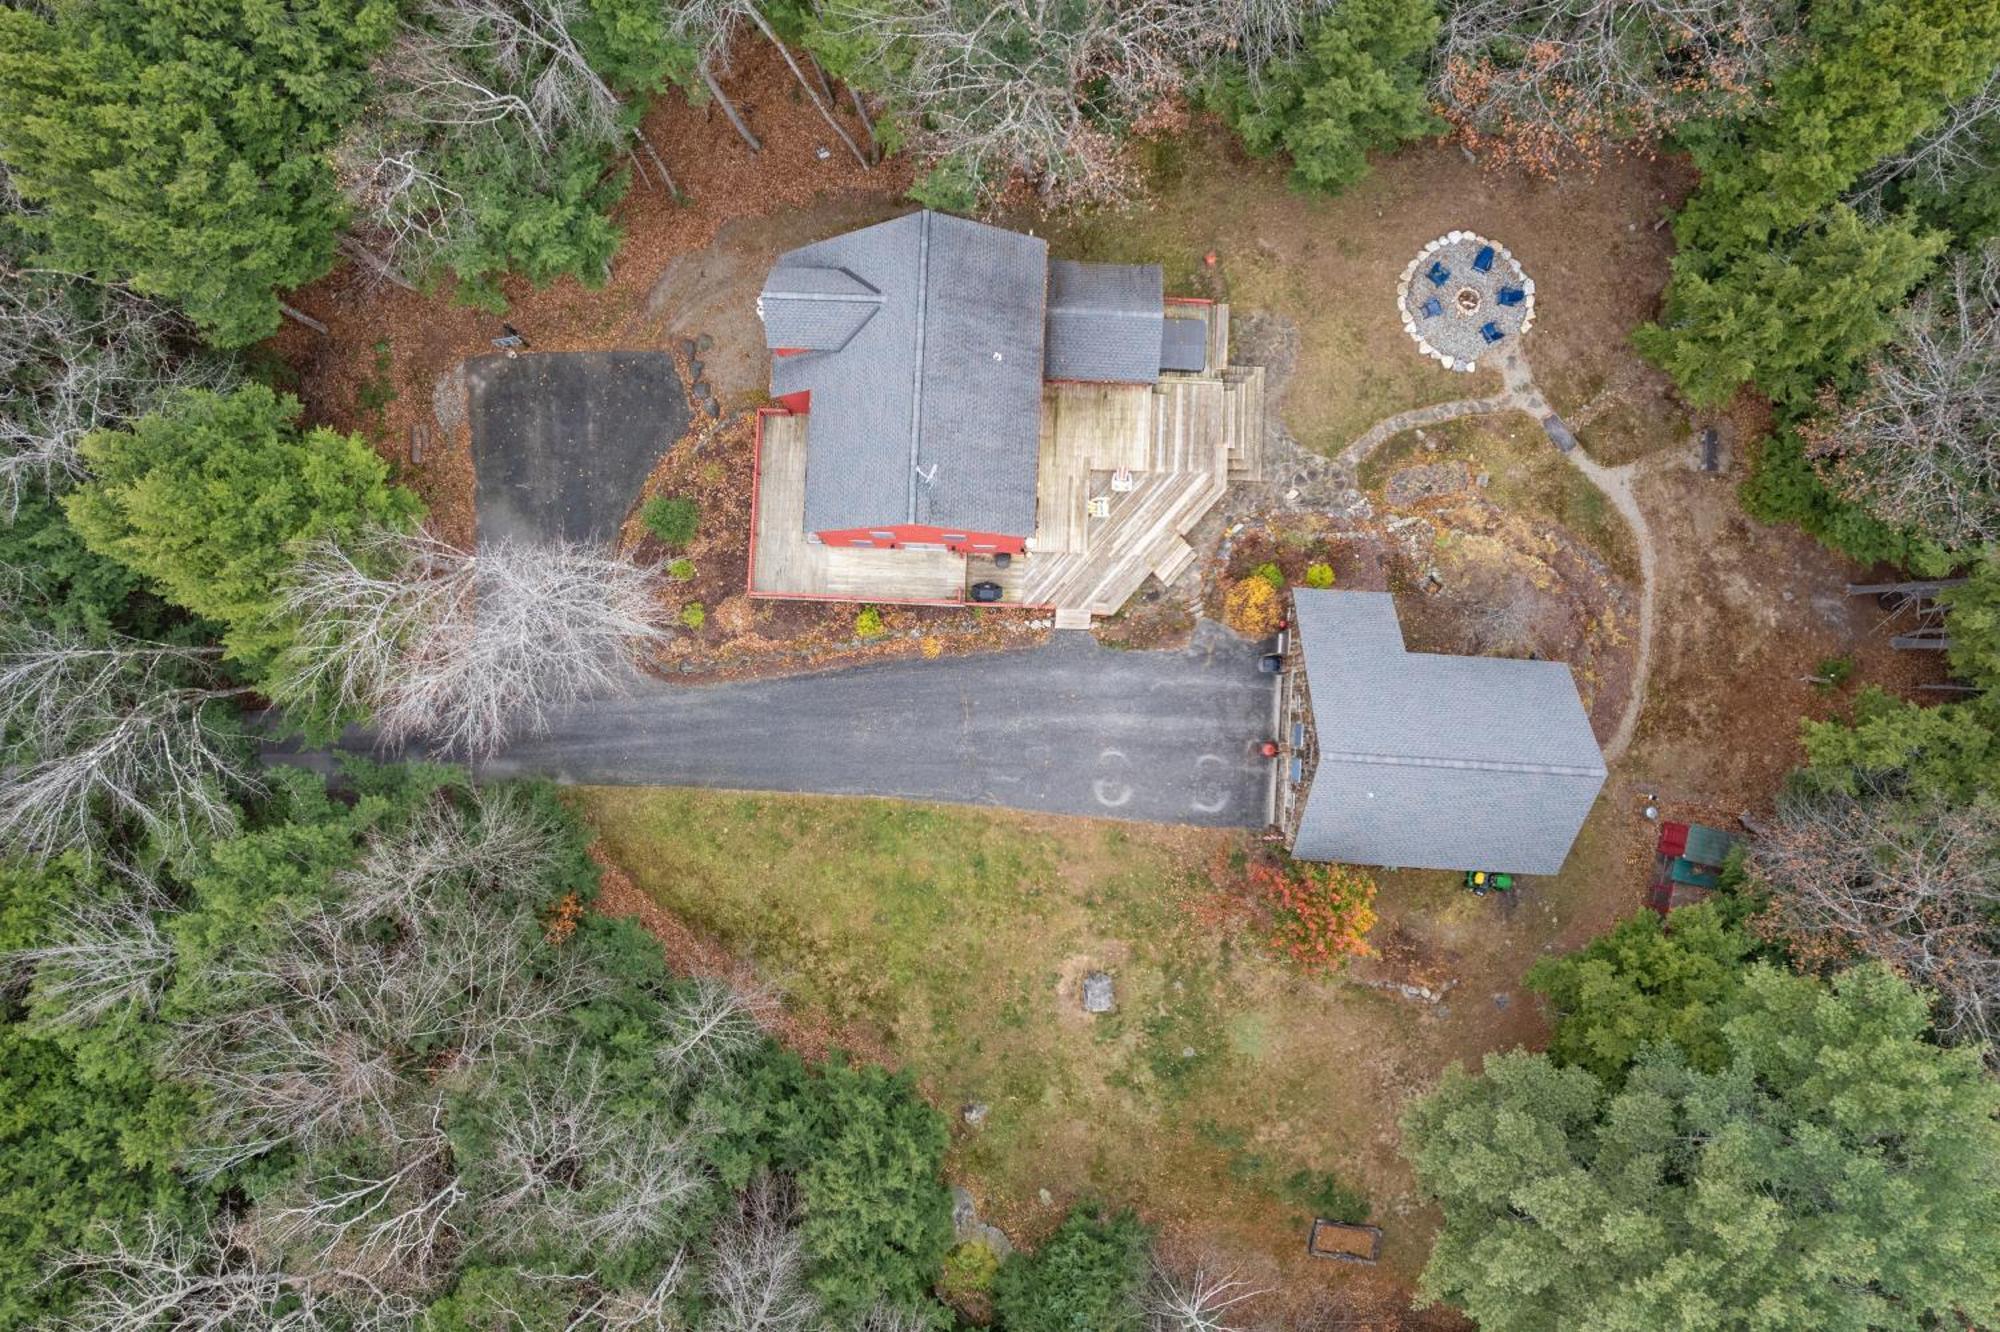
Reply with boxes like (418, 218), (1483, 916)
(1396, 231), (1535, 372)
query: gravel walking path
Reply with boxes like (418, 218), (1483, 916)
(1334, 351), (1660, 762)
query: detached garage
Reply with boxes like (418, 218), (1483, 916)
(1276, 589), (1606, 876)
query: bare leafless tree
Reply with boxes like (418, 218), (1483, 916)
(339, 0), (664, 276)
(816, 0), (1230, 206)
(179, 891), (605, 1178)
(2, 890), (175, 1027)
(171, 790), (606, 1177)
(1854, 67), (2000, 218)
(471, 1051), (709, 1258)
(0, 628), (259, 862)
(1803, 242), (2000, 552)
(0, 263), (234, 517)
(1752, 787), (2000, 1065)
(270, 529), (670, 759)
(331, 782), (571, 922)
(400, 0), (625, 150)
(655, 978), (770, 1085)
(660, 0), (749, 72)
(1220, 0), (1334, 83)
(703, 1174), (820, 1332)
(176, 919), (435, 1178)
(590, 1258), (696, 1332)
(1433, 0), (1804, 176)
(332, 127), (470, 279)
(51, 1216), (420, 1332)
(1145, 1260), (1268, 1331)
(243, 1117), (467, 1296)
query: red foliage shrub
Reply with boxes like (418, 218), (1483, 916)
(1251, 861), (1378, 969)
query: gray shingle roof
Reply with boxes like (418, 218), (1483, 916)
(761, 211), (1046, 536)
(758, 266), (883, 352)
(1289, 589), (1605, 876)
(1044, 260), (1165, 382)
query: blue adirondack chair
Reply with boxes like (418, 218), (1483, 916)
(1480, 321), (1504, 344)
(1426, 261), (1451, 287)
(1472, 246), (1496, 273)
(1420, 296), (1442, 318)
(1496, 285), (1525, 307)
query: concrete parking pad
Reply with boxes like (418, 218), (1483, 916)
(482, 621), (1279, 828)
(468, 351), (689, 543)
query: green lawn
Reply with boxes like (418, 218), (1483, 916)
(577, 787), (1435, 1271)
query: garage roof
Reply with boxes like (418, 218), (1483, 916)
(1289, 590), (1606, 876)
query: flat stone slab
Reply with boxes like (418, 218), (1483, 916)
(1386, 461), (1472, 507)
(468, 351), (689, 544)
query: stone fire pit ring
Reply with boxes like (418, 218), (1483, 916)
(1396, 231), (1535, 373)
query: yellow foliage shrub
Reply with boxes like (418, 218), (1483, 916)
(1223, 576), (1284, 636)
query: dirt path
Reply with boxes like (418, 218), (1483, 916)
(1336, 350), (1660, 761)
(1558, 446), (1656, 761)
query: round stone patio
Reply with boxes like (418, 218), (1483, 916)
(1397, 231), (1535, 372)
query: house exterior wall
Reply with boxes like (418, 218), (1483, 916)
(1276, 625), (1317, 841)
(814, 523), (1028, 555)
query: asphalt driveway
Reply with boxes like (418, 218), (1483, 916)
(468, 351), (688, 543)
(482, 622), (1279, 827)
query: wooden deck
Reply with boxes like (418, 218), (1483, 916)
(1035, 383), (1153, 556)
(747, 303), (1265, 618)
(1017, 379), (1230, 615)
(1016, 304), (1263, 618)
(750, 413), (967, 603)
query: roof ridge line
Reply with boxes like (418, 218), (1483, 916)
(1318, 749), (1606, 779)
(1048, 307), (1162, 319)
(763, 290), (884, 303)
(905, 211), (931, 524)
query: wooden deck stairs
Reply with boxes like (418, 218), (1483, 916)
(1023, 301), (1266, 621)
